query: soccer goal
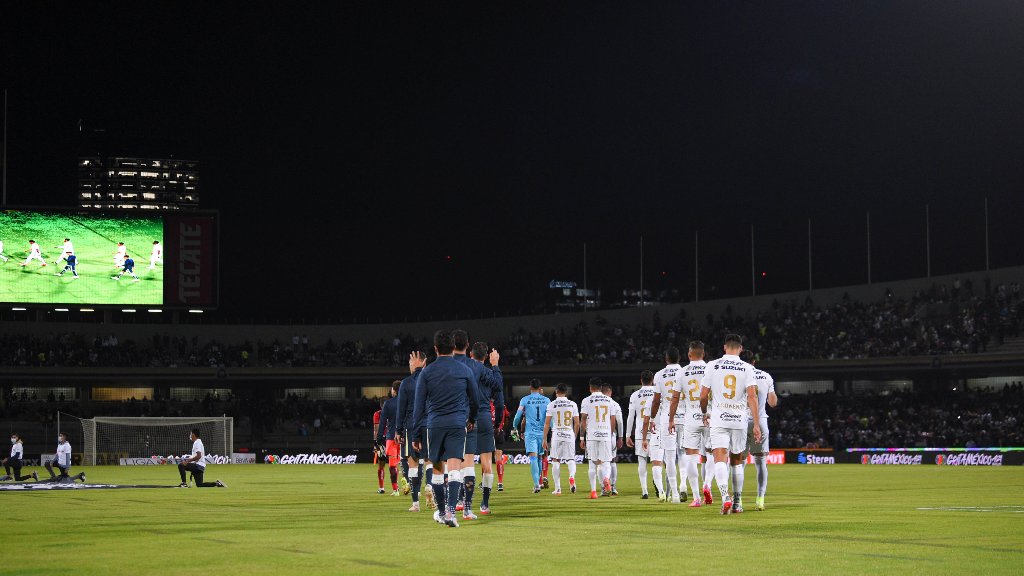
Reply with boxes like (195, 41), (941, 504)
(80, 416), (233, 465)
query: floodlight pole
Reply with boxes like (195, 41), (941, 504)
(2, 88), (7, 208)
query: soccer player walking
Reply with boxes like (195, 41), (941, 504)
(410, 329), (479, 528)
(44, 432), (85, 483)
(148, 240), (163, 269)
(395, 351), (429, 511)
(580, 377), (617, 499)
(452, 335), (504, 518)
(602, 384), (623, 495)
(513, 379), (551, 493)
(52, 238), (74, 265)
(748, 365), (778, 510)
(644, 347), (684, 503)
(1, 433), (38, 482)
(113, 242), (126, 268)
(177, 429), (226, 488)
(376, 382), (402, 496)
(55, 252), (79, 278)
(112, 254), (139, 281)
(626, 370), (657, 499)
(20, 240), (46, 267)
(700, 334), (761, 514)
(542, 383), (579, 495)
(677, 341), (710, 507)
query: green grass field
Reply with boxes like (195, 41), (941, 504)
(3, 464), (1022, 575)
(0, 210), (163, 305)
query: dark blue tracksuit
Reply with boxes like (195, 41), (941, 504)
(395, 368), (422, 459)
(411, 355), (479, 463)
(453, 354), (505, 455)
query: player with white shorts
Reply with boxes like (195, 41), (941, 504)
(601, 384), (623, 495)
(580, 377), (617, 499)
(677, 341), (710, 507)
(20, 240), (46, 267)
(747, 366), (777, 510)
(643, 347), (684, 503)
(700, 334), (761, 515)
(149, 240), (163, 269)
(625, 371), (656, 498)
(113, 242), (126, 268)
(542, 384), (579, 495)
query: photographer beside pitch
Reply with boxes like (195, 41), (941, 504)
(177, 429), (226, 488)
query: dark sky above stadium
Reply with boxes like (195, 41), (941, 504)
(3, 3), (1023, 320)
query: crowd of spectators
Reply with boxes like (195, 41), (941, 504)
(2, 280), (1019, 368)
(769, 383), (1024, 449)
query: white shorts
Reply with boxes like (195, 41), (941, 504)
(710, 427), (747, 454)
(681, 426), (708, 451)
(633, 436), (649, 459)
(548, 436), (577, 462)
(648, 432), (677, 463)
(747, 419), (769, 454)
(586, 438), (613, 463)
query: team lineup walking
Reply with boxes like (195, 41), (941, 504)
(378, 331), (776, 525)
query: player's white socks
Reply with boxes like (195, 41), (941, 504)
(652, 465), (664, 496)
(731, 464), (745, 504)
(566, 460), (576, 480)
(551, 461), (561, 489)
(685, 454), (701, 499)
(610, 462), (618, 488)
(714, 461), (730, 501)
(753, 455), (768, 498)
(665, 455), (679, 498)
(588, 461), (598, 491)
(600, 462), (611, 486)
(637, 457), (649, 495)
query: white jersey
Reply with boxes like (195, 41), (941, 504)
(751, 368), (774, 421)
(11, 441), (24, 459)
(701, 354), (756, 429)
(151, 243), (162, 256)
(56, 441), (72, 467)
(609, 400), (622, 439)
(653, 363), (684, 429)
(546, 397), (579, 440)
(115, 245), (126, 257)
(681, 360), (708, 430)
(626, 385), (656, 439)
(29, 243), (40, 255)
(61, 241), (74, 255)
(191, 439), (207, 468)
(581, 392), (615, 440)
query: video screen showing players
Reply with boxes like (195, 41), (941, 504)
(0, 209), (164, 305)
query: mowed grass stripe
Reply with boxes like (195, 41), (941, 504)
(1, 464), (1021, 576)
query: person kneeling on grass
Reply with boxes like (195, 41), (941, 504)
(44, 432), (86, 483)
(1, 433), (38, 482)
(177, 429), (226, 488)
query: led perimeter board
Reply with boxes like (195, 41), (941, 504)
(0, 209), (217, 308)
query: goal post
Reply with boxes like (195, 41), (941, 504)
(80, 416), (233, 465)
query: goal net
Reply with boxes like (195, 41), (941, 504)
(80, 416), (233, 465)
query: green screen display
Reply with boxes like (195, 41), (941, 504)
(0, 210), (163, 305)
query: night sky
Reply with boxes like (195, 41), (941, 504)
(3, 3), (1023, 320)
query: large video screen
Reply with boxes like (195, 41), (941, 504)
(0, 210), (163, 305)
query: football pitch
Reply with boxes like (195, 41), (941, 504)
(3, 465), (1021, 575)
(0, 210), (163, 305)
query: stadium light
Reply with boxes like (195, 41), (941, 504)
(80, 308), (94, 312)
(11, 307), (26, 311)
(147, 309), (162, 313)
(188, 309), (203, 314)
(121, 309), (136, 313)
(55, 308), (69, 312)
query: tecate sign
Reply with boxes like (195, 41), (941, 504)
(935, 453), (1003, 466)
(796, 452), (835, 464)
(264, 454), (358, 465)
(861, 453), (923, 465)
